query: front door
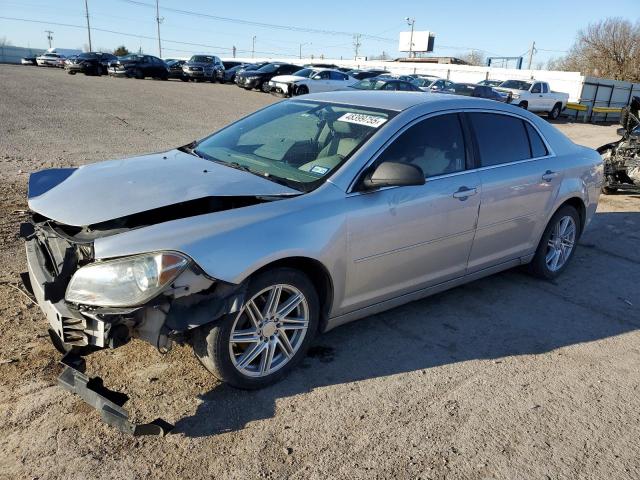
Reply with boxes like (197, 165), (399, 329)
(342, 113), (481, 313)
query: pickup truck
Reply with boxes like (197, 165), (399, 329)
(495, 80), (569, 119)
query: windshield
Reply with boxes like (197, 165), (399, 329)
(193, 101), (395, 192)
(351, 79), (386, 90)
(189, 55), (214, 63)
(78, 53), (97, 59)
(290, 68), (315, 78)
(500, 80), (532, 90)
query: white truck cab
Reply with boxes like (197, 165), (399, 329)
(496, 80), (569, 119)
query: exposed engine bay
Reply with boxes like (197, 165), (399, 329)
(598, 95), (640, 193)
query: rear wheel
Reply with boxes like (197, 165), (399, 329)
(548, 102), (562, 120)
(134, 68), (144, 79)
(192, 268), (319, 389)
(527, 205), (580, 279)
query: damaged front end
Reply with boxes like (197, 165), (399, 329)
(20, 205), (249, 435)
(598, 95), (640, 193)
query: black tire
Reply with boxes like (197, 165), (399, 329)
(295, 85), (309, 96)
(67, 70), (75, 75)
(601, 185), (617, 194)
(192, 268), (320, 389)
(260, 82), (269, 93)
(526, 204), (581, 280)
(548, 102), (562, 120)
(134, 68), (144, 79)
(518, 101), (528, 110)
(180, 77), (189, 82)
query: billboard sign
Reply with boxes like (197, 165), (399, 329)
(398, 31), (435, 53)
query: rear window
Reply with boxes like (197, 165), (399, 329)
(469, 113), (531, 166)
(525, 122), (549, 157)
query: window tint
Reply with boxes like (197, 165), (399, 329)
(525, 122), (548, 157)
(377, 114), (466, 178)
(329, 71), (347, 81)
(469, 113), (530, 166)
(382, 82), (397, 90)
(531, 83), (541, 93)
(542, 83), (549, 93)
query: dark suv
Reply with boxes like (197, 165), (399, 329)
(108, 54), (169, 79)
(182, 55), (224, 82)
(235, 63), (300, 91)
(65, 52), (117, 75)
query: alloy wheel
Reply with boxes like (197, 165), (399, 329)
(545, 215), (576, 272)
(229, 284), (310, 377)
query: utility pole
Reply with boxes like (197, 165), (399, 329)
(251, 35), (256, 58)
(299, 42), (311, 60)
(232, 45), (236, 58)
(83, 0), (92, 51)
(353, 34), (361, 60)
(405, 17), (415, 58)
(527, 41), (536, 70)
(155, 0), (162, 57)
(45, 30), (53, 48)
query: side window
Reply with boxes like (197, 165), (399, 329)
(531, 83), (541, 93)
(318, 71), (331, 79)
(382, 82), (398, 90)
(397, 82), (413, 91)
(541, 83), (549, 93)
(376, 114), (467, 178)
(469, 113), (531, 166)
(329, 71), (347, 81)
(524, 122), (549, 157)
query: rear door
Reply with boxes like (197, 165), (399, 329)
(465, 112), (561, 272)
(343, 113), (481, 312)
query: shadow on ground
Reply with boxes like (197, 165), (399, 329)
(172, 210), (640, 437)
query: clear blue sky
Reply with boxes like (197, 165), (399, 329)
(0, 0), (638, 63)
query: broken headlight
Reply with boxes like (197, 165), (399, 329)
(65, 252), (189, 307)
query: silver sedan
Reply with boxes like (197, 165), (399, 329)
(25, 91), (602, 394)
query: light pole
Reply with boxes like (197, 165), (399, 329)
(84, 0), (92, 51)
(155, 0), (163, 57)
(252, 35), (256, 58)
(299, 42), (311, 59)
(405, 17), (415, 58)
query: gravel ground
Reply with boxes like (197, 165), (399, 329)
(0, 64), (639, 480)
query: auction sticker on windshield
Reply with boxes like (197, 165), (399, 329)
(338, 113), (387, 128)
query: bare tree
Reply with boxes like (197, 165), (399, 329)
(459, 50), (485, 66)
(552, 17), (640, 82)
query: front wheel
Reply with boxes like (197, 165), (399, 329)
(192, 268), (319, 389)
(527, 205), (580, 279)
(295, 85), (309, 96)
(518, 101), (528, 110)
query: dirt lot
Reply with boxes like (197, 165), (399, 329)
(0, 64), (639, 480)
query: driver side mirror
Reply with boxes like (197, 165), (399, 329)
(617, 127), (627, 136)
(361, 161), (425, 190)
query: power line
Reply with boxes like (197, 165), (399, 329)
(117, 0), (395, 42)
(0, 16), (291, 56)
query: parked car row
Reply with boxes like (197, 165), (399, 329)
(24, 51), (570, 119)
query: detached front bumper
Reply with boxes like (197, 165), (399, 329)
(58, 352), (173, 436)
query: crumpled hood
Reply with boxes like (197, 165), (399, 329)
(270, 74), (306, 83)
(28, 149), (300, 227)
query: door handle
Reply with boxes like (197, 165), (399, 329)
(453, 186), (478, 200)
(542, 170), (559, 182)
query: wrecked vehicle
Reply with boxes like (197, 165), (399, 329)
(22, 91), (602, 434)
(598, 95), (640, 194)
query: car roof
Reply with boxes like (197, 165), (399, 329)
(301, 90), (517, 113)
